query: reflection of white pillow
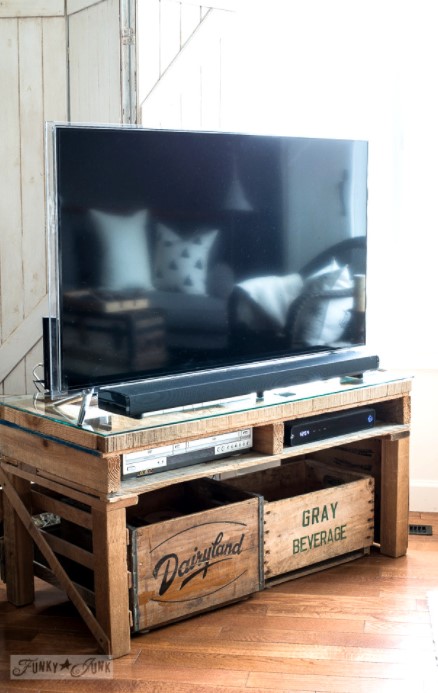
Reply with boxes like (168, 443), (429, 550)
(300, 264), (354, 345)
(89, 209), (152, 290)
(237, 274), (303, 328)
(154, 224), (219, 295)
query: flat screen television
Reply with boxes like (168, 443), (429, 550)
(45, 122), (378, 417)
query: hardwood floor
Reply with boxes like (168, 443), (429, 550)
(1, 511), (438, 692)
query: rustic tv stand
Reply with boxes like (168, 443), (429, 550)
(0, 371), (411, 658)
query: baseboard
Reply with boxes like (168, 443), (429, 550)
(409, 480), (438, 512)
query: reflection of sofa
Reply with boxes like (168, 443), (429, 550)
(62, 209), (235, 352)
(229, 237), (366, 352)
(287, 237), (366, 348)
(63, 205), (366, 358)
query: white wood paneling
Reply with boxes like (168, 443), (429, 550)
(67, 0), (105, 15)
(199, 19), (221, 129)
(137, 0), (160, 104)
(19, 18), (46, 316)
(137, 0), (207, 111)
(159, 0), (181, 74)
(0, 297), (47, 383)
(180, 2), (201, 44)
(4, 360), (26, 396)
(1, 0), (237, 395)
(174, 0), (237, 10)
(42, 17), (68, 121)
(0, 1), (64, 18)
(68, 0), (122, 123)
(0, 18), (23, 343)
(139, 7), (234, 131)
(1, 1), (129, 394)
(0, 11), (67, 395)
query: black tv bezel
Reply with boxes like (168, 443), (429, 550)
(45, 121), (377, 417)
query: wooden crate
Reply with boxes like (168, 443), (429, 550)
(127, 477), (263, 632)
(226, 459), (374, 581)
(311, 439), (382, 543)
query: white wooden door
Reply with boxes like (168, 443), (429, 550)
(67, 0), (135, 124)
(0, 0), (132, 395)
(137, 0), (239, 132)
(0, 2), (67, 395)
(0, 0), (239, 395)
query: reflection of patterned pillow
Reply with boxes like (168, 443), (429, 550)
(154, 224), (219, 295)
(298, 264), (354, 345)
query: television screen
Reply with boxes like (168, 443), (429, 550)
(46, 123), (372, 413)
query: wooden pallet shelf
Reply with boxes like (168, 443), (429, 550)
(0, 372), (411, 658)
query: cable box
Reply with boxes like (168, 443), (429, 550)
(284, 407), (376, 447)
(122, 428), (253, 479)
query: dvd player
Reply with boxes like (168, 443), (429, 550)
(284, 407), (375, 446)
(122, 428), (253, 479)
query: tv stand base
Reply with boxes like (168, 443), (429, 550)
(0, 372), (410, 659)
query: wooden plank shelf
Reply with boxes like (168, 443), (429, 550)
(114, 422), (410, 498)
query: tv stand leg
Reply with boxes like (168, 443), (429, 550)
(47, 387), (95, 427)
(380, 435), (409, 557)
(92, 505), (131, 658)
(256, 391), (264, 401)
(1, 472), (34, 606)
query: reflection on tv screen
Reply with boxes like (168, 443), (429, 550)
(54, 126), (368, 391)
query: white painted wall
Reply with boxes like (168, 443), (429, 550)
(402, 370), (438, 512)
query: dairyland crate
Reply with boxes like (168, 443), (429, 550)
(126, 477), (263, 632)
(227, 458), (374, 581)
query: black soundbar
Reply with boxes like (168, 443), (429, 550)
(97, 350), (379, 418)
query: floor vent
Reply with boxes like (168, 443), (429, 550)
(409, 524), (433, 536)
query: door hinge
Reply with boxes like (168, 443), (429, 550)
(122, 28), (135, 46)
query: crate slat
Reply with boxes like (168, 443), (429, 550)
(31, 488), (92, 529)
(39, 528), (95, 569)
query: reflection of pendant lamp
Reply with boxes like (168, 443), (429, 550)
(223, 156), (253, 212)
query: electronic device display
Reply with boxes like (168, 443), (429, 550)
(284, 407), (376, 446)
(45, 123), (377, 416)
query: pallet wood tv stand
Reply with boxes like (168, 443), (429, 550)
(0, 370), (411, 658)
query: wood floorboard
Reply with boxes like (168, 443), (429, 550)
(1, 511), (438, 692)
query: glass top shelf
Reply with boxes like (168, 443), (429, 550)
(0, 369), (411, 438)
